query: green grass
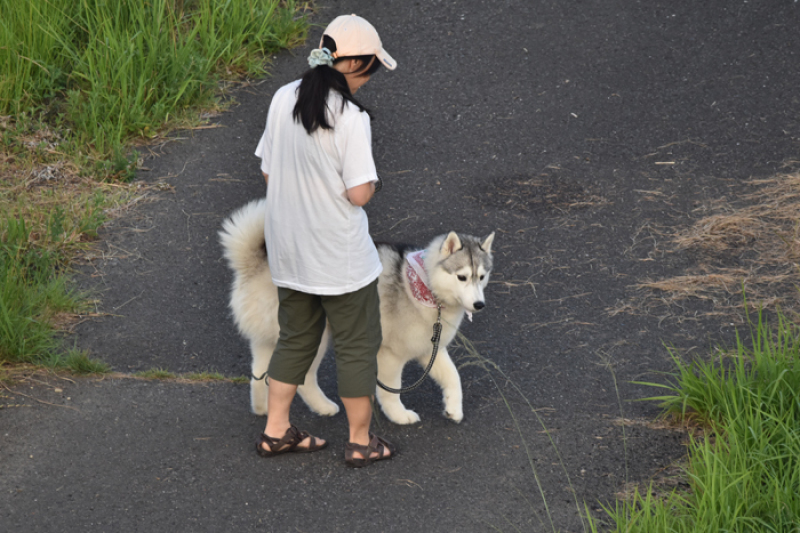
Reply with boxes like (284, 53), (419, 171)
(0, 207), (114, 375)
(134, 369), (246, 382)
(0, 0), (308, 376)
(1, 0), (307, 157)
(64, 347), (112, 374)
(135, 368), (178, 380)
(0, 215), (83, 364)
(599, 309), (800, 532)
(456, 311), (800, 532)
(184, 371), (227, 381)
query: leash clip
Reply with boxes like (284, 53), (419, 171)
(431, 304), (443, 343)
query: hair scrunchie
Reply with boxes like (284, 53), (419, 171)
(308, 47), (334, 68)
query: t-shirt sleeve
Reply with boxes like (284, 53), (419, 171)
(254, 97), (277, 175)
(337, 110), (378, 190)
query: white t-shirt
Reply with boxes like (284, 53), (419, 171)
(254, 80), (382, 295)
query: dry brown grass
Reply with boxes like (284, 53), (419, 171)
(612, 169), (800, 320)
(0, 115), (150, 256)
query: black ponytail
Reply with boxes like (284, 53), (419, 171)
(292, 35), (379, 134)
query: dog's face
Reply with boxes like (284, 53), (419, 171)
(432, 232), (495, 313)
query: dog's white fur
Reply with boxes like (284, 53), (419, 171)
(219, 198), (494, 424)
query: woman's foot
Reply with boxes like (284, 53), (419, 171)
(344, 433), (397, 467)
(256, 425), (327, 457)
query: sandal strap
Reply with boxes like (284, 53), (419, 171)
(262, 425), (304, 452)
(367, 434), (386, 460)
(345, 433), (394, 465)
(369, 433), (396, 456)
(300, 431), (321, 450)
(344, 441), (374, 464)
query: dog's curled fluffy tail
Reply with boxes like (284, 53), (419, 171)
(219, 198), (268, 277)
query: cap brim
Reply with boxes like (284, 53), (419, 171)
(377, 49), (397, 71)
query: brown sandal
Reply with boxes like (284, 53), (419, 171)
(256, 425), (328, 457)
(344, 433), (397, 468)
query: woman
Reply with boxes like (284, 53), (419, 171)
(253, 14), (397, 468)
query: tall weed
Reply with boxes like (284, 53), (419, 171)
(0, 0), (74, 113)
(0, 0), (307, 157)
(606, 310), (800, 531)
(63, 0), (212, 154)
(0, 0), (307, 375)
(0, 216), (76, 364)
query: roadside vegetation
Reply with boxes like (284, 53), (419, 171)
(448, 166), (800, 533)
(596, 308), (800, 531)
(133, 368), (247, 382)
(472, 163), (800, 531)
(470, 305), (800, 532)
(0, 0), (308, 374)
(597, 167), (800, 530)
(612, 169), (800, 322)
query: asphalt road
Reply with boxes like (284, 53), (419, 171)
(3, 1), (799, 531)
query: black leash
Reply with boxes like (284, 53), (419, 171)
(377, 304), (442, 394)
(252, 305), (443, 395)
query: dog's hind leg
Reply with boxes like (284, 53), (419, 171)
(375, 349), (421, 425)
(424, 347), (464, 423)
(297, 325), (340, 416)
(250, 338), (274, 416)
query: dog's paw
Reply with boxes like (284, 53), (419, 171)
(251, 402), (269, 417)
(386, 408), (421, 425)
(443, 393), (463, 423)
(250, 388), (269, 416)
(310, 399), (340, 417)
(443, 407), (464, 423)
(298, 386), (340, 417)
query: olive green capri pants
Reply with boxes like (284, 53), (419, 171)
(268, 278), (382, 398)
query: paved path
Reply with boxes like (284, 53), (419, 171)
(3, 1), (799, 531)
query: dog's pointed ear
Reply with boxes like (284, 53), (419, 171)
(481, 232), (495, 254)
(440, 231), (462, 258)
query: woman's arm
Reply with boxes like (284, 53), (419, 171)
(346, 181), (376, 207)
(263, 172), (269, 185)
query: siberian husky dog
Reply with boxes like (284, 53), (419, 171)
(219, 198), (494, 425)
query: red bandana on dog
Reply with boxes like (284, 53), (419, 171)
(406, 250), (472, 321)
(406, 250), (438, 308)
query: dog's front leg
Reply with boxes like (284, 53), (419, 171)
(375, 348), (421, 424)
(426, 347), (464, 423)
(249, 339), (274, 416)
(296, 325), (340, 416)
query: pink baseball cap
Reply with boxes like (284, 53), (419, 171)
(321, 14), (397, 71)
